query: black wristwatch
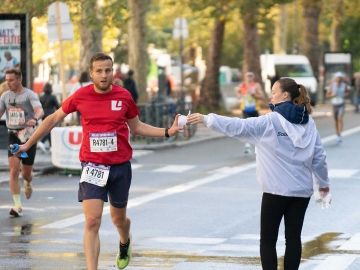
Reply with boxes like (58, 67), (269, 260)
(165, 127), (170, 138)
(32, 117), (38, 124)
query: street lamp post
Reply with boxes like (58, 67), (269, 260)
(173, 17), (188, 103)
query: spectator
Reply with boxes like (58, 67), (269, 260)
(69, 71), (91, 125)
(39, 83), (59, 150)
(354, 72), (360, 113)
(123, 70), (139, 103)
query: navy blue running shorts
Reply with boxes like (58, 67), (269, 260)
(78, 161), (132, 208)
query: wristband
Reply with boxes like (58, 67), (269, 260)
(165, 127), (170, 138)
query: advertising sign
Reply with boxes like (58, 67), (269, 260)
(51, 126), (82, 170)
(0, 14), (29, 86)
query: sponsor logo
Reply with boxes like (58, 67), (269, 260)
(62, 130), (83, 150)
(111, 100), (122, 111)
(277, 131), (288, 136)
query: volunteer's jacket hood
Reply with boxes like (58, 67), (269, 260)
(269, 101), (311, 149)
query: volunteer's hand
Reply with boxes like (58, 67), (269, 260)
(187, 113), (205, 125)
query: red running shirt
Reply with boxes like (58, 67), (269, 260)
(62, 84), (139, 165)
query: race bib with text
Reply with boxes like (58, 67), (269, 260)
(8, 107), (25, 126)
(80, 163), (110, 187)
(89, 132), (117, 152)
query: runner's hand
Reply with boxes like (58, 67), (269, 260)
(168, 114), (181, 136)
(26, 118), (37, 127)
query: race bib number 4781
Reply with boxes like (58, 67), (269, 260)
(80, 163), (110, 187)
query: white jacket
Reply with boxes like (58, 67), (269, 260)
(204, 112), (329, 197)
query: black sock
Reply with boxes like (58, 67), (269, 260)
(120, 238), (130, 249)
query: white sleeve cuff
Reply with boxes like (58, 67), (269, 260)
(203, 115), (209, 126)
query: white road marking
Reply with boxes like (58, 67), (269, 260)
(131, 164), (142, 170)
(338, 233), (360, 250)
(41, 162), (256, 229)
(153, 165), (195, 173)
(133, 150), (153, 158)
(208, 243), (260, 252)
(40, 126), (360, 229)
(321, 126), (360, 144)
(328, 169), (358, 178)
(151, 237), (226, 245)
(313, 255), (358, 270)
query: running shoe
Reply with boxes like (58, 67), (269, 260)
(116, 234), (132, 269)
(336, 136), (342, 145)
(9, 207), (23, 217)
(24, 180), (32, 199)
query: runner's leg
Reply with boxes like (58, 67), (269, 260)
(82, 199), (104, 270)
(111, 206), (131, 244)
(8, 156), (21, 199)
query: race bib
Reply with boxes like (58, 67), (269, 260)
(331, 96), (344, 105)
(89, 132), (117, 152)
(17, 126), (36, 143)
(244, 95), (256, 112)
(80, 163), (110, 187)
(8, 107), (25, 126)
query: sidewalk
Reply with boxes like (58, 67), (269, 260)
(0, 103), (351, 182)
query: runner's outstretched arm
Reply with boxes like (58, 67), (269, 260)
(127, 114), (180, 137)
(18, 108), (67, 152)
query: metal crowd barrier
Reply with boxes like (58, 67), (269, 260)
(132, 99), (197, 144)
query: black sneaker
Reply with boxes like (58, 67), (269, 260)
(9, 207), (23, 217)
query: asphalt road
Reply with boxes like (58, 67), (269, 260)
(0, 112), (360, 270)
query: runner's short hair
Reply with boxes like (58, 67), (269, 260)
(5, 68), (22, 79)
(90, 53), (113, 70)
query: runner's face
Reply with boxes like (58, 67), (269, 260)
(90, 60), (113, 92)
(5, 73), (21, 92)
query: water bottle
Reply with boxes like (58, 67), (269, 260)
(315, 191), (331, 209)
(9, 144), (28, 158)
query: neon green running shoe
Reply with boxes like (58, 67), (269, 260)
(116, 235), (132, 269)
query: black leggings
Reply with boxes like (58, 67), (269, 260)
(260, 193), (310, 270)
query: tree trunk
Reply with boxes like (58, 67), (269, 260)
(301, 0), (322, 79)
(242, 8), (261, 85)
(79, 0), (102, 73)
(127, 0), (150, 103)
(330, 0), (343, 51)
(200, 19), (226, 111)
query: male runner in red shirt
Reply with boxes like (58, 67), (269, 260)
(16, 53), (181, 270)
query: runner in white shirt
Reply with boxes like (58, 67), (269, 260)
(326, 72), (350, 144)
(187, 77), (330, 270)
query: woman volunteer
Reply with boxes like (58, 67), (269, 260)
(187, 77), (330, 270)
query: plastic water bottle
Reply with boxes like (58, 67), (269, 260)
(9, 144), (28, 158)
(315, 191), (331, 209)
(320, 192), (332, 209)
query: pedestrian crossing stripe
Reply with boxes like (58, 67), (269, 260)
(339, 233), (360, 250)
